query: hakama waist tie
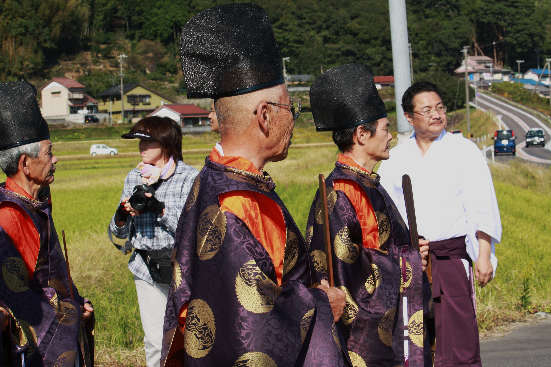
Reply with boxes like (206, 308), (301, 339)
(429, 236), (481, 367)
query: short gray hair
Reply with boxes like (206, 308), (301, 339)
(0, 142), (41, 177)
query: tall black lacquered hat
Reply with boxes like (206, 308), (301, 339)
(181, 3), (284, 99)
(0, 81), (50, 151)
(310, 64), (387, 131)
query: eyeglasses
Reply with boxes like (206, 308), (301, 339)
(266, 99), (302, 120)
(413, 105), (447, 118)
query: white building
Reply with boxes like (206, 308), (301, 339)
(40, 77), (97, 122)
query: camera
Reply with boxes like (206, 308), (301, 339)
(129, 184), (165, 214)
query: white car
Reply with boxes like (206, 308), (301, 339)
(90, 144), (118, 156)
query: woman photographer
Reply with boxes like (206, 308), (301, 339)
(109, 116), (198, 367)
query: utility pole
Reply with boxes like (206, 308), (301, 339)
(547, 58), (551, 107)
(389, 0), (413, 142)
(515, 59), (524, 79)
(118, 53), (127, 123)
(493, 41), (497, 66)
(408, 43), (414, 82)
(282, 57), (290, 83)
(462, 46), (470, 137)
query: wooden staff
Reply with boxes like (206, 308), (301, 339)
(318, 174), (335, 287)
(401, 174), (432, 282)
(61, 230), (75, 300)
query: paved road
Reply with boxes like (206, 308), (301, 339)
(481, 317), (551, 367)
(475, 92), (551, 164)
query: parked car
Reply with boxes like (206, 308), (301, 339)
(493, 129), (516, 156)
(525, 128), (545, 147)
(90, 144), (118, 156)
(85, 114), (99, 123)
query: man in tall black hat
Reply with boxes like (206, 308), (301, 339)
(306, 64), (429, 367)
(0, 81), (94, 366)
(162, 3), (348, 366)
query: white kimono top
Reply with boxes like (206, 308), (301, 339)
(378, 130), (502, 277)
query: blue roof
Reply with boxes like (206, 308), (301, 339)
(510, 78), (549, 86)
(528, 68), (551, 76)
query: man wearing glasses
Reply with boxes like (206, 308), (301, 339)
(378, 82), (502, 367)
(161, 4), (347, 366)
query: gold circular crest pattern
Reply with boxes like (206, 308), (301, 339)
(348, 351), (367, 367)
(338, 286), (359, 326)
(334, 226), (360, 264)
(375, 211), (390, 247)
(49, 292), (59, 309)
(315, 189), (337, 224)
(2, 257), (29, 293)
(300, 308), (315, 343)
(184, 176), (201, 212)
(378, 308), (396, 347)
(310, 250), (328, 275)
(56, 301), (79, 326)
(173, 262), (183, 290)
(408, 310), (424, 348)
(53, 350), (77, 367)
(305, 224), (314, 246)
(283, 230), (299, 277)
(364, 264), (381, 295)
(233, 352), (277, 367)
(196, 205), (227, 261)
(400, 260), (413, 293)
(184, 298), (216, 359)
(235, 260), (279, 314)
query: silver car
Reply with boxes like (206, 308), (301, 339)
(90, 144), (118, 156)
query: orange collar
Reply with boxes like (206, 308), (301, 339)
(5, 177), (33, 199)
(337, 154), (371, 173)
(209, 147), (262, 175)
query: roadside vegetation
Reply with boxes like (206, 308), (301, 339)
(490, 82), (551, 118)
(1, 111), (549, 365)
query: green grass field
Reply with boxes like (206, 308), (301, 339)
(2, 113), (550, 365)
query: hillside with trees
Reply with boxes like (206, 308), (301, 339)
(1, 0), (550, 97)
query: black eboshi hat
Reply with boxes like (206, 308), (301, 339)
(310, 64), (387, 131)
(180, 3), (284, 99)
(0, 81), (50, 151)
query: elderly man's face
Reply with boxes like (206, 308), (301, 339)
(28, 140), (57, 186)
(268, 86), (294, 162)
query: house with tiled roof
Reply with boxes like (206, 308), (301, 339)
(98, 83), (174, 122)
(149, 104), (211, 132)
(41, 77), (98, 121)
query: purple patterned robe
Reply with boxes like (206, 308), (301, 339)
(306, 162), (425, 367)
(0, 184), (90, 366)
(162, 158), (348, 366)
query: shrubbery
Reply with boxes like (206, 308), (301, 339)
(490, 82), (551, 115)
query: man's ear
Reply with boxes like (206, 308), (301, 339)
(405, 112), (414, 126)
(18, 154), (30, 175)
(355, 126), (372, 146)
(255, 101), (270, 136)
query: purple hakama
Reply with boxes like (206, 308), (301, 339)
(430, 236), (481, 367)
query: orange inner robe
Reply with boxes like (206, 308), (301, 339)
(0, 177), (41, 278)
(333, 154), (380, 250)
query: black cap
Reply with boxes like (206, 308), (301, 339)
(180, 3), (284, 99)
(0, 81), (50, 151)
(310, 64), (387, 131)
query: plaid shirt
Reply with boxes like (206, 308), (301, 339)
(109, 161), (198, 283)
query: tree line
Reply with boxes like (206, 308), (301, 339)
(1, 0), (550, 81)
